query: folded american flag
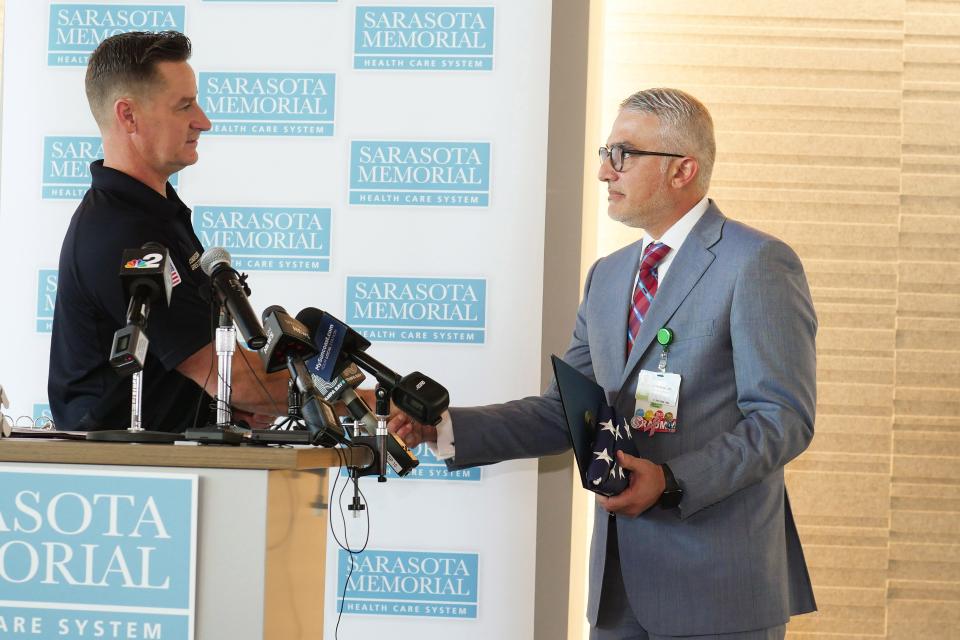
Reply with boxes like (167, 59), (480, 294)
(585, 404), (638, 496)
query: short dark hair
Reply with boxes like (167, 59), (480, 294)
(85, 31), (192, 127)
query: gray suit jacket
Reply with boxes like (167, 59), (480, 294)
(449, 202), (817, 635)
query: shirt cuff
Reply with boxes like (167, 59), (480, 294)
(428, 410), (455, 460)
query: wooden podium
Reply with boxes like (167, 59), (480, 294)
(0, 438), (373, 640)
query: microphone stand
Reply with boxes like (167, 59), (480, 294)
(215, 308), (236, 429)
(131, 369), (143, 431)
(88, 307), (179, 443)
(346, 385), (393, 485)
(184, 305), (247, 444)
(347, 419), (367, 517)
(273, 380), (306, 431)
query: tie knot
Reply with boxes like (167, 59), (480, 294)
(640, 242), (670, 273)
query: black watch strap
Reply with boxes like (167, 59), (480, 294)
(659, 463), (683, 509)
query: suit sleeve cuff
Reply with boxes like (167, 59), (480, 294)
(427, 411), (455, 460)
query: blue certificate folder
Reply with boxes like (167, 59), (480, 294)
(551, 355), (611, 493)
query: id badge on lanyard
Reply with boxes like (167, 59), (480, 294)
(631, 327), (681, 437)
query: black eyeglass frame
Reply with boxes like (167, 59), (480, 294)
(598, 144), (685, 172)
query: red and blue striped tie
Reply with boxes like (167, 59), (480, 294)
(627, 242), (671, 357)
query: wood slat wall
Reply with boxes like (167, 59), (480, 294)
(594, 2), (960, 637)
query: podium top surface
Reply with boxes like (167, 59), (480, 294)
(0, 438), (370, 471)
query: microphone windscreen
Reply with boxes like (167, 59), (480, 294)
(262, 304), (288, 322)
(200, 247), (231, 276)
(295, 307), (325, 339)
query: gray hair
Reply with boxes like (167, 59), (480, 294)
(619, 88), (715, 193)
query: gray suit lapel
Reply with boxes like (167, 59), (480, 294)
(619, 205), (725, 390)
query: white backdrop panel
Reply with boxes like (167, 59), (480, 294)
(0, 1), (551, 638)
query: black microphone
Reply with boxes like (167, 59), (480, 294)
(295, 307), (450, 426)
(110, 242), (173, 375)
(308, 363), (419, 477)
(119, 242), (172, 327)
(286, 357), (348, 447)
(295, 310), (421, 475)
(294, 307), (369, 380)
(259, 305), (317, 373)
(200, 248), (268, 350)
(310, 363), (377, 432)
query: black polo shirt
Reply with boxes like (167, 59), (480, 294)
(48, 161), (214, 432)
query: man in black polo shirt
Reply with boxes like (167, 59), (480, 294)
(49, 31), (288, 431)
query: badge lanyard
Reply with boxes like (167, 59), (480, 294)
(631, 326), (681, 437)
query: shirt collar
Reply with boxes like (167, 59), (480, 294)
(641, 195), (710, 256)
(89, 160), (190, 220)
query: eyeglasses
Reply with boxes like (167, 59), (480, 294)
(598, 144), (685, 172)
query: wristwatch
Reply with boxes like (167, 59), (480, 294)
(659, 463), (683, 509)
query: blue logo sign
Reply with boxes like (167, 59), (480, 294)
(349, 141), (490, 207)
(42, 137), (178, 200)
(36, 270), (58, 333)
(355, 6), (494, 70)
(402, 444), (481, 480)
(199, 72), (336, 136)
(405, 444), (481, 480)
(339, 549), (478, 618)
(346, 276), (486, 344)
(193, 206), (331, 272)
(338, 443), (481, 481)
(0, 469), (197, 637)
(48, 4), (185, 66)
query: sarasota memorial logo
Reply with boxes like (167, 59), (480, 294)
(402, 444), (481, 481)
(48, 4), (185, 66)
(192, 206), (331, 271)
(0, 469), (197, 639)
(199, 72), (336, 137)
(42, 137), (177, 200)
(36, 270), (58, 333)
(346, 276), (486, 344)
(339, 550), (479, 618)
(349, 141), (490, 207)
(354, 6), (494, 70)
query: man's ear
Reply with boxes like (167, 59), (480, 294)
(113, 97), (137, 134)
(670, 156), (700, 190)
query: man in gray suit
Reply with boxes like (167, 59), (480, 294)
(392, 88), (817, 639)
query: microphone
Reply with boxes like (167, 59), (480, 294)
(295, 307), (449, 426)
(109, 242), (173, 375)
(310, 363), (376, 432)
(200, 248), (268, 350)
(293, 307), (369, 381)
(109, 325), (150, 375)
(294, 311), (420, 476)
(118, 241), (173, 326)
(259, 305), (317, 373)
(286, 357), (348, 447)
(308, 363), (419, 477)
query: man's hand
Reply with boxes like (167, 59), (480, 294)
(388, 411), (437, 448)
(596, 451), (666, 517)
(354, 388), (438, 447)
(231, 409), (275, 429)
